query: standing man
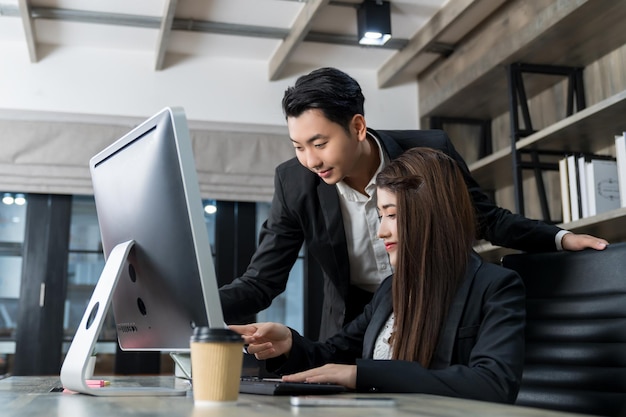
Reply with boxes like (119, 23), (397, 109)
(219, 67), (607, 340)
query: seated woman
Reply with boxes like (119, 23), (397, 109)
(230, 148), (525, 403)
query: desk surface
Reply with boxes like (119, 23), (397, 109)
(0, 376), (598, 417)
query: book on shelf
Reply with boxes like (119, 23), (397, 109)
(566, 154), (581, 221)
(559, 157), (571, 223)
(560, 152), (619, 223)
(616, 133), (626, 208)
(577, 155), (590, 219)
(585, 157), (620, 217)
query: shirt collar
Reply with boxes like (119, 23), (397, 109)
(336, 131), (388, 198)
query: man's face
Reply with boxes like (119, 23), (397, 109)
(288, 109), (363, 185)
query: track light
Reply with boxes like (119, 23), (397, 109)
(204, 204), (217, 215)
(14, 193), (26, 206)
(357, 0), (391, 46)
(1, 192), (27, 205)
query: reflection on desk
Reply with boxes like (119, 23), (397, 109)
(0, 376), (600, 417)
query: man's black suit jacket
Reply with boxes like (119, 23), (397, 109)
(219, 128), (559, 338)
(266, 253), (525, 404)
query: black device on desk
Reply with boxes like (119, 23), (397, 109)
(240, 378), (347, 396)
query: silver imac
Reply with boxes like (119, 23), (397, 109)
(60, 107), (224, 396)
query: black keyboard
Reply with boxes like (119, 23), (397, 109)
(239, 377), (347, 396)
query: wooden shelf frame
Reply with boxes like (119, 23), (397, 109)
(470, 89), (626, 190)
(420, 0), (626, 121)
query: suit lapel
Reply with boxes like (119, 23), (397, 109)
(430, 254), (482, 369)
(317, 181), (350, 296)
(363, 278), (393, 358)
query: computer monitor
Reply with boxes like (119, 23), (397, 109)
(60, 107), (224, 396)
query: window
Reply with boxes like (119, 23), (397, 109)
(65, 195), (112, 343)
(0, 192), (27, 373)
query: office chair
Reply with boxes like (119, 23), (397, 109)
(501, 242), (626, 417)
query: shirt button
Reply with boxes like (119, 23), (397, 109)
(381, 264), (388, 270)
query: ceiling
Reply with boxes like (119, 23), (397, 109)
(0, 0), (504, 87)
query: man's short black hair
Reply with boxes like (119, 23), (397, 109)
(282, 67), (365, 133)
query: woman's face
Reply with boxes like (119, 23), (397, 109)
(377, 187), (398, 268)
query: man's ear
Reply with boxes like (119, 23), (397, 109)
(352, 114), (367, 141)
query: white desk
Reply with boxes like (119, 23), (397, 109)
(0, 376), (600, 417)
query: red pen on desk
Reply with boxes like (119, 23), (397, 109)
(86, 379), (110, 388)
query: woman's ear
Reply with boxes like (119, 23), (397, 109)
(352, 114), (367, 141)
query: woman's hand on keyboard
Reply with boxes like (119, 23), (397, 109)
(282, 364), (357, 390)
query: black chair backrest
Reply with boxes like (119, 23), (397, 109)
(502, 243), (626, 417)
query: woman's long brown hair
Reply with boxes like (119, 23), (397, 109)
(375, 148), (476, 367)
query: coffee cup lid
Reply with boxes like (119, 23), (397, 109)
(190, 327), (243, 343)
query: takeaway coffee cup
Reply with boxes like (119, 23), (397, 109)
(190, 327), (244, 405)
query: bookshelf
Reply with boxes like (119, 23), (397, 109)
(416, 0), (626, 262)
(470, 90), (626, 191)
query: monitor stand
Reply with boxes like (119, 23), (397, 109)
(60, 240), (187, 396)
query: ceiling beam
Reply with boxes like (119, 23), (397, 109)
(154, 0), (178, 71)
(268, 0), (330, 81)
(377, 0), (507, 88)
(3, 4), (407, 49)
(171, 18), (288, 38)
(17, 0), (37, 62)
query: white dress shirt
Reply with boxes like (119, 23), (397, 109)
(336, 133), (391, 293)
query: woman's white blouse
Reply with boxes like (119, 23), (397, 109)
(373, 313), (395, 360)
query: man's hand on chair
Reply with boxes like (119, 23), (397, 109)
(562, 233), (608, 251)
